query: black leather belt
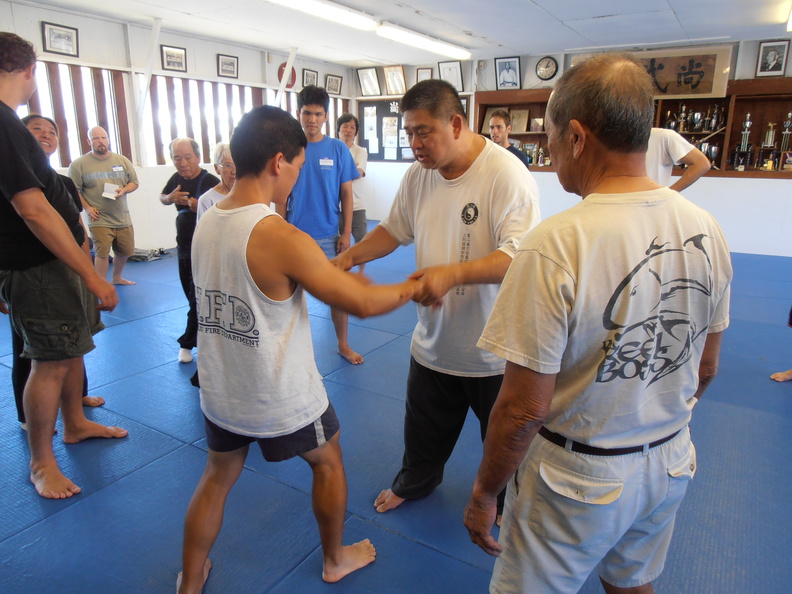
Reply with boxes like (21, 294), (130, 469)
(538, 426), (681, 457)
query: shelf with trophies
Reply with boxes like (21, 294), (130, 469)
(654, 98), (728, 170)
(474, 78), (792, 177)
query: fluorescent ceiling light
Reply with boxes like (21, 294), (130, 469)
(266, 0), (377, 31)
(788, 7), (792, 31)
(566, 36), (731, 52)
(377, 23), (471, 60)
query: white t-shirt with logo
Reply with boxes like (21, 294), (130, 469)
(382, 138), (540, 376)
(479, 187), (732, 447)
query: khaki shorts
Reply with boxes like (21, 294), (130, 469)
(0, 259), (104, 361)
(91, 225), (135, 258)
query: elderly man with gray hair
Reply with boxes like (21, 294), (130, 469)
(464, 54), (732, 593)
(196, 143), (235, 221)
(160, 138), (219, 364)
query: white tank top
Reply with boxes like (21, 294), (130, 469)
(192, 203), (328, 437)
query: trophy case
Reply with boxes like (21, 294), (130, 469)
(474, 78), (792, 178)
(653, 98), (728, 170)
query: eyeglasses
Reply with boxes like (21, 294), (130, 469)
(220, 163), (236, 171)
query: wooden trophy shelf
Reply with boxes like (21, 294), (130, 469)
(475, 80), (792, 178)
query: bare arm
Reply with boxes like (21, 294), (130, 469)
(411, 249), (512, 307)
(332, 224), (401, 271)
(115, 181), (139, 197)
(670, 147), (711, 192)
(692, 331), (723, 400)
(336, 180), (353, 253)
(248, 217), (415, 318)
(11, 188), (118, 310)
(78, 190), (100, 222)
(464, 362), (557, 556)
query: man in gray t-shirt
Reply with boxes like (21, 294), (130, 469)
(69, 126), (139, 285)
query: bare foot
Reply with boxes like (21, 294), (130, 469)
(177, 558), (212, 594)
(339, 344), (364, 365)
(112, 278), (135, 285)
(82, 395), (105, 407)
(374, 488), (405, 513)
(322, 540), (376, 583)
(30, 462), (81, 499)
(62, 420), (128, 444)
(771, 369), (792, 382)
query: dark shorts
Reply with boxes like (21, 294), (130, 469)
(204, 402), (340, 462)
(0, 259), (103, 361)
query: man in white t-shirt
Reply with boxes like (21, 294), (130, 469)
(646, 127), (710, 191)
(334, 79), (540, 518)
(464, 54), (732, 594)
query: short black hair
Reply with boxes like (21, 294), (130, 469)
(0, 32), (36, 73)
(21, 114), (58, 134)
(336, 113), (359, 136)
(230, 106), (307, 178)
(400, 79), (464, 121)
(297, 85), (329, 112)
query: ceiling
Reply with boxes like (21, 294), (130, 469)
(23, 0), (792, 67)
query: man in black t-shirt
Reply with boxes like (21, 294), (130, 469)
(159, 138), (219, 365)
(0, 33), (127, 500)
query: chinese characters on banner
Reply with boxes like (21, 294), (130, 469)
(640, 54), (716, 97)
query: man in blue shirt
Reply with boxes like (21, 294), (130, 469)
(276, 85), (361, 363)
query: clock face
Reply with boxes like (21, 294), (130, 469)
(536, 57), (558, 81)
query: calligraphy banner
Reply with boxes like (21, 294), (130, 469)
(637, 46), (732, 99)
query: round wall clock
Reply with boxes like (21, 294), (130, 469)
(536, 56), (558, 81)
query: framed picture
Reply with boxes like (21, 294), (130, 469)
(326, 74), (343, 95)
(217, 54), (238, 79)
(41, 22), (79, 57)
(161, 45), (187, 73)
(357, 67), (381, 96)
(530, 117), (544, 133)
(302, 69), (318, 87)
(438, 60), (463, 92)
(383, 65), (406, 96)
(495, 57), (521, 90)
(511, 109), (530, 133)
(416, 67), (432, 83)
(757, 40), (790, 77)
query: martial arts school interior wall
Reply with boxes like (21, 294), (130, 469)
(4, 0), (791, 258)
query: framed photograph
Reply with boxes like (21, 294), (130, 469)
(302, 68), (318, 87)
(511, 109), (530, 133)
(383, 65), (406, 96)
(438, 60), (463, 92)
(326, 74), (343, 95)
(357, 67), (381, 96)
(41, 22), (79, 58)
(495, 56), (521, 90)
(161, 45), (187, 73)
(416, 67), (432, 83)
(757, 40), (790, 77)
(217, 54), (238, 79)
(530, 117), (544, 133)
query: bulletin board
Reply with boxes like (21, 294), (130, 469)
(357, 99), (415, 162)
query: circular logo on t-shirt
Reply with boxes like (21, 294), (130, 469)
(461, 203), (479, 225)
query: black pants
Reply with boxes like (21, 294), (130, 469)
(177, 257), (197, 349)
(10, 319), (88, 423)
(392, 357), (506, 512)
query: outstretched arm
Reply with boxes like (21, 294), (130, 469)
(332, 224), (401, 271)
(464, 362), (556, 556)
(411, 249), (512, 307)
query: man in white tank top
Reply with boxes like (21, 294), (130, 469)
(177, 106), (418, 593)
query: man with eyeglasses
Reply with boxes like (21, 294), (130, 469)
(69, 126), (139, 285)
(160, 138), (219, 365)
